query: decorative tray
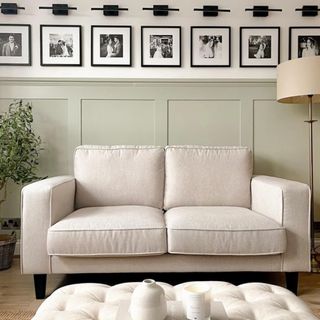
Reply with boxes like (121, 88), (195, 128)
(116, 300), (228, 320)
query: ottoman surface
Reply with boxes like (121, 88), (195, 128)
(32, 282), (318, 320)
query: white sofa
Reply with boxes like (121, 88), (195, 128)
(21, 145), (311, 298)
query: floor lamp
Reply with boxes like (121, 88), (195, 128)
(277, 56), (320, 269)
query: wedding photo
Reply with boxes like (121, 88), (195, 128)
(149, 35), (173, 59)
(49, 33), (74, 58)
(0, 33), (22, 57)
(248, 35), (271, 59)
(198, 35), (223, 59)
(297, 36), (320, 57)
(100, 34), (123, 58)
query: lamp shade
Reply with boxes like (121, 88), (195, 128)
(277, 56), (320, 104)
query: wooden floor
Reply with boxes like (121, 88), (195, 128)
(0, 257), (320, 318)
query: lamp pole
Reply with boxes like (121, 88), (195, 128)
(305, 94), (316, 257)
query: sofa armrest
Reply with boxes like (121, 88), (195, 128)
(21, 176), (75, 274)
(251, 175), (310, 272)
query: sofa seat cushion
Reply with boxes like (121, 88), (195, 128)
(165, 207), (286, 256)
(47, 206), (167, 257)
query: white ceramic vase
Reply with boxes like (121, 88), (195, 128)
(129, 279), (167, 320)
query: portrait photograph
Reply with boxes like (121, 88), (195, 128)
(0, 24), (31, 65)
(91, 26), (131, 66)
(240, 27), (280, 67)
(191, 27), (231, 67)
(40, 25), (81, 66)
(141, 26), (181, 67)
(289, 27), (320, 59)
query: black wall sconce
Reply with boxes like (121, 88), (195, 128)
(39, 4), (77, 15)
(296, 5), (320, 17)
(0, 2), (25, 14)
(194, 5), (230, 17)
(143, 5), (179, 16)
(245, 6), (282, 17)
(91, 5), (128, 16)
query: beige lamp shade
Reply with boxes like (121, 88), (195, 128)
(277, 56), (320, 104)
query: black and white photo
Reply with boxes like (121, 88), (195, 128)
(141, 26), (181, 67)
(40, 25), (81, 66)
(191, 27), (230, 67)
(0, 24), (31, 65)
(240, 27), (280, 67)
(149, 35), (173, 59)
(92, 26), (131, 66)
(248, 35), (271, 59)
(49, 33), (74, 58)
(290, 27), (320, 59)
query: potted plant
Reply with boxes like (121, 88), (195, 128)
(0, 100), (43, 270)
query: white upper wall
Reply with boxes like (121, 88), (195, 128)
(0, 0), (319, 79)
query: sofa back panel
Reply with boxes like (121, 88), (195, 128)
(74, 146), (165, 209)
(164, 146), (252, 210)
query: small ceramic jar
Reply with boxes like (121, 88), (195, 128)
(130, 279), (167, 320)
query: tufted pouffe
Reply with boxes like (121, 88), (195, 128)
(32, 282), (318, 320)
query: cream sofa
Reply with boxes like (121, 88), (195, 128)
(21, 145), (310, 298)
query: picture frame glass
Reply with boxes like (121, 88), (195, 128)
(0, 24), (30, 65)
(191, 27), (230, 67)
(241, 27), (280, 67)
(290, 27), (320, 59)
(142, 27), (181, 66)
(92, 26), (131, 66)
(41, 25), (81, 66)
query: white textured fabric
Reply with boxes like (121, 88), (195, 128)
(251, 176), (310, 272)
(165, 207), (286, 255)
(74, 145), (165, 209)
(48, 206), (167, 256)
(51, 254), (282, 273)
(21, 176), (75, 274)
(33, 282), (318, 320)
(164, 146), (252, 210)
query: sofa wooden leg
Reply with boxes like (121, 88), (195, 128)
(285, 272), (299, 295)
(34, 274), (47, 299)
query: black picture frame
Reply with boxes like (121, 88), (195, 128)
(289, 27), (320, 60)
(0, 24), (31, 66)
(40, 25), (82, 66)
(240, 26), (280, 68)
(191, 26), (231, 67)
(141, 26), (181, 67)
(91, 25), (132, 67)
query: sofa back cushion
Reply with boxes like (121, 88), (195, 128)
(74, 145), (165, 209)
(164, 146), (252, 210)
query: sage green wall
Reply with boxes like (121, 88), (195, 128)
(0, 79), (318, 220)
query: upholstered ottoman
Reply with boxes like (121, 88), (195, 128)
(32, 282), (318, 320)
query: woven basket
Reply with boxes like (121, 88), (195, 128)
(0, 232), (16, 270)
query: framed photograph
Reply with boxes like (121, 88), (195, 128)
(240, 27), (280, 67)
(289, 27), (320, 59)
(191, 26), (231, 67)
(91, 25), (132, 67)
(141, 26), (181, 67)
(0, 24), (31, 65)
(40, 25), (82, 66)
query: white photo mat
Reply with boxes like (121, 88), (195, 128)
(191, 27), (230, 67)
(240, 27), (280, 67)
(141, 26), (181, 67)
(289, 27), (320, 59)
(92, 26), (131, 66)
(0, 24), (30, 65)
(40, 25), (81, 66)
